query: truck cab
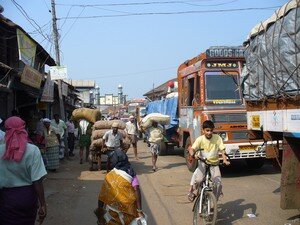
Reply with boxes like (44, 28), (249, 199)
(177, 46), (266, 171)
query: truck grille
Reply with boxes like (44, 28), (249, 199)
(232, 131), (248, 140)
(212, 113), (247, 123)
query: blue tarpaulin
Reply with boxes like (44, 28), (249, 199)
(146, 97), (179, 130)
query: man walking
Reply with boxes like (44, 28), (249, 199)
(51, 114), (67, 159)
(125, 115), (138, 160)
(66, 118), (75, 157)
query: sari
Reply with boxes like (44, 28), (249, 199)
(98, 168), (139, 225)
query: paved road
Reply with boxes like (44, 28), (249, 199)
(43, 142), (299, 225)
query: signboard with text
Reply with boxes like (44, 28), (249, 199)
(41, 74), (54, 102)
(21, 65), (43, 89)
(17, 29), (37, 67)
(50, 66), (68, 80)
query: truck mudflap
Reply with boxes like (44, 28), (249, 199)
(224, 142), (266, 159)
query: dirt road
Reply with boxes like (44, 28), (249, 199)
(43, 142), (299, 225)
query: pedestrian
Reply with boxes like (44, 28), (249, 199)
(66, 118), (75, 157)
(0, 116), (47, 225)
(51, 114), (67, 159)
(0, 118), (5, 144)
(95, 149), (145, 225)
(125, 115), (139, 160)
(102, 122), (124, 172)
(147, 121), (164, 172)
(43, 118), (60, 172)
(187, 120), (230, 202)
(79, 119), (92, 164)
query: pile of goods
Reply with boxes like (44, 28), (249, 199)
(72, 108), (101, 123)
(89, 120), (131, 163)
(140, 113), (170, 130)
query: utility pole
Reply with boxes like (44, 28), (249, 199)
(51, 0), (65, 120)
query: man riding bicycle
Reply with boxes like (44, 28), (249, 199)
(188, 120), (230, 202)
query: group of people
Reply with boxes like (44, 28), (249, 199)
(0, 109), (229, 225)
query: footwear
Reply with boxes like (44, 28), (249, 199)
(188, 192), (196, 202)
(80, 159), (83, 164)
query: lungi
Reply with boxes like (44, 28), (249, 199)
(0, 185), (38, 225)
(45, 146), (60, 170)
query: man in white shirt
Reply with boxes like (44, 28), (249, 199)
(103, 122), (124, 172)
(125, 115), (138, 160)
(51, 114), (67, 159)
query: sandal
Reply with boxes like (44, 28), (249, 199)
(188, 192), (196, 202)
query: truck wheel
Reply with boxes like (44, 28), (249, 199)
(159, 142), (168, 156)
(246, 158), (265, 169)
(185, 137), (197, 172)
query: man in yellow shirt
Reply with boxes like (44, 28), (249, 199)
(188, 120), (230, 202)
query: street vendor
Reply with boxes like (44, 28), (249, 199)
(102, 122), (124, 171)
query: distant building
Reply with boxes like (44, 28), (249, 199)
(67, 80), (95, 107)
(143, 78), (177, 101)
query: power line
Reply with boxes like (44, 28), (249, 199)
(59, 7), (85, 44)
(55, 0), (233, 7)
(10, 0), (52, 42)
(58, 6), (280, 20)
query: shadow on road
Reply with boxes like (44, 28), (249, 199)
(221, 160), (280, 178)
(217, 199), (257, 225)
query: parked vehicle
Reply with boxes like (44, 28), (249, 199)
(241, 0), (300, 210)
(177, 46), (268, 172)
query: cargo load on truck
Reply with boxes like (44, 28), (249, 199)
(241, 0), (300, 210)
(241, 0), (300, 101)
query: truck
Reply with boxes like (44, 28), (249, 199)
(241, 0), (300, 209)
(177, 46), (268, 172)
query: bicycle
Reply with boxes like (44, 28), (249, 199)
(192, 151), (229, 225)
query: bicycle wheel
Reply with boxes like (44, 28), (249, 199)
(193, 192), (217, 225)
(193, 196), (200, 225)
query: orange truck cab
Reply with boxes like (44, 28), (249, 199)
(177, 46), (265, 172)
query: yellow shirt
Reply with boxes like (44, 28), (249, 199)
(192, 134), (225, 165)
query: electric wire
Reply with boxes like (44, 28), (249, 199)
(58, 6), (280, 20)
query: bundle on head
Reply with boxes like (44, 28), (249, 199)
(140, 113), (170, 129)
(72, 108), (101, 123)
(93, 120), (126, 130)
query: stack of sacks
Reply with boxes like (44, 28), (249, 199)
(90, 120), (131, 153)
(140, 113), (170, 130)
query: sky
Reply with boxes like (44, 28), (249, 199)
(2, 0), (288, 99)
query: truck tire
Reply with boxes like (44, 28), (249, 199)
(159, 142), (168, 156)
(185, 137), (197, 172)
(246, 158), (265, 169)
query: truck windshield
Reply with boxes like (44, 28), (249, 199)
(205, 71), (241, 104)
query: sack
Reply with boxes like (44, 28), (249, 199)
(72, 108), (101, 123)
(140, 113), (170, 129)
(91, 129), (110, 140)
(90, 138), (103, 150)
(93, 120), (126, 130)
(91, 129), (126, 140)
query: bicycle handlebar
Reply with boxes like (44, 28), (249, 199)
(192, 149), (231, 167)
